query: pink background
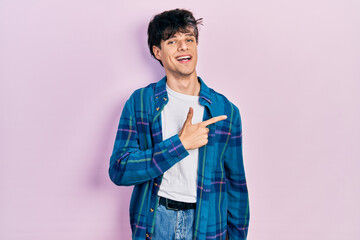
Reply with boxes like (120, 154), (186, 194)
(1, 0), (359, 239)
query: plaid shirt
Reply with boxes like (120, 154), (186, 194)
(109, 77), (249, 240)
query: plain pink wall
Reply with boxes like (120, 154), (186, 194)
(1, 0), (359, 239)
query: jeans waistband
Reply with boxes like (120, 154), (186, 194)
(159, 197), (196, 211)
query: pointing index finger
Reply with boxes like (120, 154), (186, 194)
(201, 115), (227, 127)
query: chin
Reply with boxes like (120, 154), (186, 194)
(179, 66), (196, 75)
(179, 69), (196, 77)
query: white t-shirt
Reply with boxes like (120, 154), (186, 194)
(157, 84), (205, 203)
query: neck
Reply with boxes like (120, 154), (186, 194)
(165, 71), (200, 96)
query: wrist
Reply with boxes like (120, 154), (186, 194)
(179, 135), (189, 150)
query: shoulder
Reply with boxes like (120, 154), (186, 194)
(123, 82), (157, 116)
(128, 82), (157, 101)
(209, 87), (241, 124)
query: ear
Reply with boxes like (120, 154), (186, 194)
(152, 45), (162, 61)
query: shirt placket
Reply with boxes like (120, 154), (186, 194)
(147, 93), (169, 239)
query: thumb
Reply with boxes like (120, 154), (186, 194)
(184, 107), (194, 125)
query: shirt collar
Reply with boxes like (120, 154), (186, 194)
(154, 76), (213, 105)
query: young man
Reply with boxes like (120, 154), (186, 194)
(109, 9), (249, 240)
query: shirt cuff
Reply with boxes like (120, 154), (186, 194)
(163, 134), (189, 163)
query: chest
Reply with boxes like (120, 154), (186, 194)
(161, 96), (205, 140)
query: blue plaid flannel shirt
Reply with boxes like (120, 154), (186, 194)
(109, 77), (249, 240)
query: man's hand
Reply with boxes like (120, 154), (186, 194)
(179, 107), (227, 150)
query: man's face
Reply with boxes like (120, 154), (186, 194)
(153, 29), (198, 78)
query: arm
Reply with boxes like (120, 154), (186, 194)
(224, 107), (250, 239)
(109, 98), (189, 186)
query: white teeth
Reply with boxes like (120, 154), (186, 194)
(177, 56), (191, 60)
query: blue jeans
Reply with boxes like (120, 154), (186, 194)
(152, 203), (195, 240)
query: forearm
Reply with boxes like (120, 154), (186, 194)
(109, 134), (188, 186)
(226, 174), (250, 239)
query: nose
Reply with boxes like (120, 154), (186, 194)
(178, 40), (189, 51)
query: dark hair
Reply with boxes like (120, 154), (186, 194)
(147, 9), (203, 66)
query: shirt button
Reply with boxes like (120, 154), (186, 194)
(146, 233), (149, 237)
(156, 107), (160, 111)
(163, 97), (167, 101)
(156, 96), (158, 99)
(150, 208), (154, 212)
(154, 183), (158, 186)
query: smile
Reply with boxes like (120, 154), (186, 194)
(176, 55), (192, 63)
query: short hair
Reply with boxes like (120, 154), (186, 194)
(147, 9), (203, 66)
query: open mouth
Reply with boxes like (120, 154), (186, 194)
(176, 55), (192, 63)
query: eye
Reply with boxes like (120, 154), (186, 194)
(167, 40), (176, 45)
(187, 39), (194, 42)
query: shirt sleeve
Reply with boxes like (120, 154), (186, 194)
(109, 97), (189, 186)
(224, 106), (250, 239)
